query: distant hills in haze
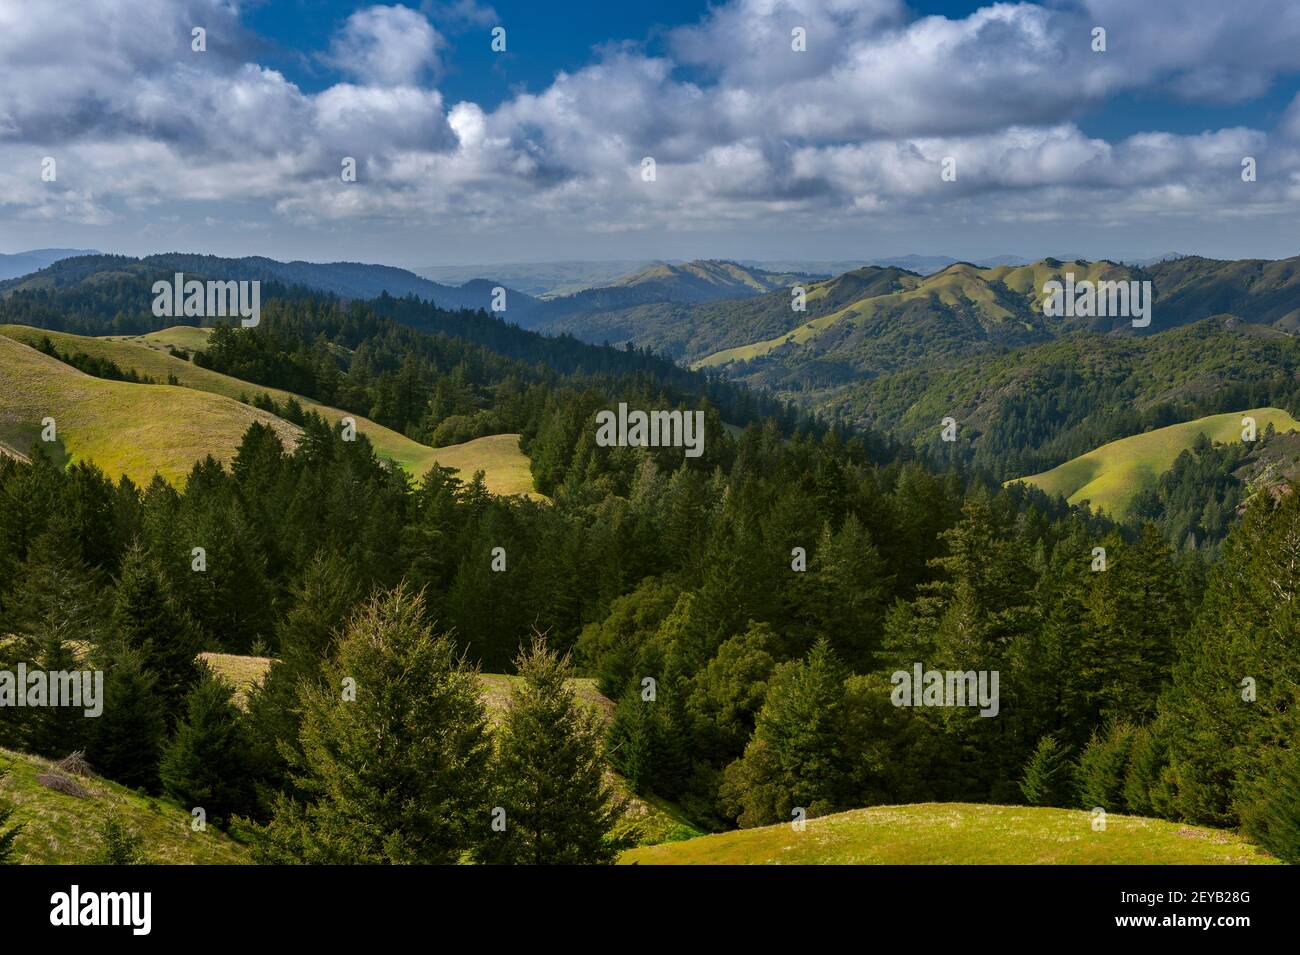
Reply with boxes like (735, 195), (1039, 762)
(0, 248), (98, 280)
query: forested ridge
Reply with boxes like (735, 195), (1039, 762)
(1, 276), (1298, 866)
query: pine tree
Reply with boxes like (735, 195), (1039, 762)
(1074, 722), (1136, 811)
(85, 647), (167, 791)
(159, 667), (258, 825)
(1019, 735), (1074, 807)
(1240, 745), (1300, 864)
(254, 584), (492, 864)
(479, 636), (625, 864)
(110, 543), (201, 719)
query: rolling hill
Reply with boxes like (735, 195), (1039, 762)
(620, 802), (1278, 865)
(0, 327), (537, 495)
(694, 259), (1140, 378)
(1008, 407), (1300, 515)
(520, 254), (1300, 427)
(0, 332), (301, 485)
(0, 748), (250, 864)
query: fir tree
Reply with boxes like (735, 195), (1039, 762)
(255, 584), (492, 864)
(85, 647), (167, 791)
(1019, 735), (1074, 807)
(110, 543), (201, 719)
(159, 667), (258, 825)
(479, 636), (625, 864)
(89, 816), (149, 865)
(720, 639), (850, 827)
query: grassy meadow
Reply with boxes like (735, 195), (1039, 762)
(621, 802), (1279, 865)
(0, 326), (538, 496)
(1009, 407), (1300, 515)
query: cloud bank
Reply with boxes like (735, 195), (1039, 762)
(2, 0), (1299, 253)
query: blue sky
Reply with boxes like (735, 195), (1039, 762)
(4, 0), (1300, 268)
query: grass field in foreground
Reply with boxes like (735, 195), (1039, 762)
(0, 325), (538, 496)
(620, 802), (1278, 865)
(1008, 407), (1300, 516)
(0, 748), (250, 864)
(201, 653), (701, 846)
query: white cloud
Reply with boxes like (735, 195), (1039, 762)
(2, 0), (1300, 247)
(326, 5), (445, 86)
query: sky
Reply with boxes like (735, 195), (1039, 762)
(3, 0), (1300, 268)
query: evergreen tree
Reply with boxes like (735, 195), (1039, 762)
(159, 668), (258, 825)
(89, 816), (149, 865)
(110, 543), (201, 719)
(85, 647), (167, 791)
(1240, 745), (1300, 864)
(1019, 735), (1074, 807)
(479, 636), (624, 864)
(255, 585), (492, 864)
(1074, 722), (1136, 811)
(719, 640), (850, 827)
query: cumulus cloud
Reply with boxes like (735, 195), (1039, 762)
(2, 0), (1300, 242)
(326, 5), (445, 86)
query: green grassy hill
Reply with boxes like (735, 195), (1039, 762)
(0, 748), (250, 864)
(1009, 407), (1300, 515)
(0, 326), (537, 496)
(620, 802), (1278, 865)
(0, 333), (301, 484)
(693, 258), (1133, 371)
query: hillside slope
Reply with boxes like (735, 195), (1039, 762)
(1009, 407), (1300, 515)
(0, 333), (301, 484)
(522, 259), (817, 337)
(0, 748), (250, 864)
(0, 326), (536, 496)
(621, 802), (1277, 865)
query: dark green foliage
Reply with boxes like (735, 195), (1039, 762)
(1074, 722), (1137, 811)
(479, 637), (625, 864)
(109, 544), (201, 719)
(1160, 487), (1300, 828)
(253, 585), (492, 864)
(1019, 736), (1075, 807)
(85, 647), (166, 791)
(6, 265), (1300, 856)
(35, 336), (156, 383)
(159, 668), (258, 825)
(1240, 746), (1300, 864)
(719, 640), (855, 827)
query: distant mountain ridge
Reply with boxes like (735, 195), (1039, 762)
(518, 259), (822, 338)
(0, 252), (539, 318)
(0, 248), (99, 281)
